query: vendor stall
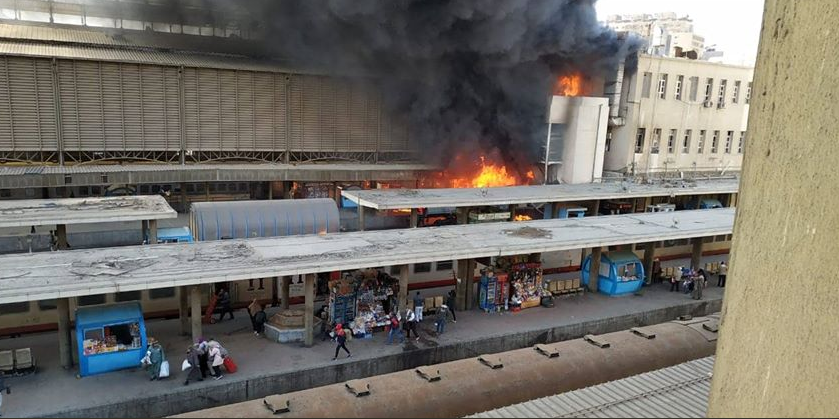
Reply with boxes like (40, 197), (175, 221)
(75, 302), (147, 377)
(327, 269), (399, 338)
(582, 251), (645, 296)
(509, 263), (543, 309)
(479, 271), (509, 313)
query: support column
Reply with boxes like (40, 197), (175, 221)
(180, 183), (188, 212)
(204, 182), (210, 202)
(304, 273), (315, 347)
(179, 286), (189, 336)
(642, 242), (656, 285)
(588, 247), (602, 293)
(56, 224), (69, 250)
(399, 264), (409, 310)
(691, 238), (703, 270)
(283, 181), (294, 199)
(729, 193), (737, 207)
(456, 207), (469, 225)
(551, 202), (561, 219)
(333, 182), (342, 207)
(141, 220), (149, 243)
(271, 276), (279, 306)
(643, 196), (652, 212)
(455, 259), (468, 310)
(410, 208), (418, 228)
(57, 298), (73, 369)
(592, 200), (601, 216)
(267, 182), (273, 200)
(190, 286), (202, 343)
(281, 276), (291, 309)
(148, 219), (158, 244)
(465, 259), (477, 310)
(508, 204), (517, 221)
(358, 205), (366, 231)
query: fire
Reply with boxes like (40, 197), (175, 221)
(554, 73), (584, 97)
(514, 214), (533, 221)
(419, 154), (535, 189)
(448, 156), (520, 188)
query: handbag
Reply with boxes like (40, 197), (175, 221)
(159, 360), (170, 378)
(181, 359), (191, 372)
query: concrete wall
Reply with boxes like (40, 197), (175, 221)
(607, 54), (753, 176)
(45, 300), (722, 418)
(548, 96), (609, 184)
(707, 1), (839, 417)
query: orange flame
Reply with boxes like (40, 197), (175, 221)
(419, 154), (535, 189)
(514, 214), (533, 221)
(554, 73), (584, 96)
(450, 156), (519, 188)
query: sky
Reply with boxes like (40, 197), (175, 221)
(595, 0), (766, 67)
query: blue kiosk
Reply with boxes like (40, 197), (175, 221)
(76, 302), (148, 377)
(581, 251), (645, 296)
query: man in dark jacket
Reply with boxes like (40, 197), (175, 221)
(217, 288), (234, 322)
(183, 345), (204, 386)
(446, 290), (458, 323)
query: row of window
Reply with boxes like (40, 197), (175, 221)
(643, 72), (752, 107)
(0, 288), (176, 316)
(632, 234), (733, 251)
(635, 128), (745, 155)
(390, 260), (454, 275)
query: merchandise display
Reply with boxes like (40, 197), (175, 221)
(327, 269), (400, 335)
(510, 263), (543, 309)
(82, 322), (142, 356)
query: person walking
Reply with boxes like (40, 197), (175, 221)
(385, 313), (405, 345)
(332, 324), (351, 360)
(146, 337), (165, 381)
(216, 288), (234, 322)
(404, 308), (420, 341)
(435, 304), (454, 335)
(413, 292), (424, 322)
(718, 261), (728, 287)
(196, 338), (209, 379)
(183, 345), (204, 386)
(670, 266), (682, 292)
(208, 341), (224, 380)
(652, 258), (662, 283)
(446, 290), (457, 323)
(251, 305), (267, 337)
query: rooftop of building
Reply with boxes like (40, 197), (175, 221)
(0, 195), (176, 228)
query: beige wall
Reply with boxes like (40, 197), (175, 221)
(607, 55), (753, 176)
(708, 0), (839, 417)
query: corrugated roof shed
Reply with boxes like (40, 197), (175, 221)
(468, 356), (715, 418)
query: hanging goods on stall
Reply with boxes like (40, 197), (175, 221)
(223, 357), (238, 373)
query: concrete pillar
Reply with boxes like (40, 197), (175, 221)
(592, 200), (601, 216)
(455, 259), (468, 310)
(642, 242), (655, 285)
(180, 182), (187, 212)
(56, 298), (73, 369)
(552, 202), (561, 219)
(204, 182), (210, 202)
(708, 2), (839, 416)
(141, 220), (149, 243)
(304, 273), (315, 347)
(267, 182), (273, 200)
(729, 192), (737, 208)
(271, 276), (279, 306)
(283, 181), (294, 199)
(357, 205), (366, 231)
(281, 276), (291, 309)
(508, 204), (517, 221)
(465, 259), (477, 310)
(178, 286), (189, 336)
(333, 182), (342, 207)
(398, 264), (409, 310)
(691, 238), (703, 270)
(643, 196), (652, 212)
(456, 207), (469, 225)
(588, 247), (602, 293)
(56, 223), (69, 250)
(410, 208), (418, 228)
(148, 219), (158, 244)
(190, 286), (202, 342)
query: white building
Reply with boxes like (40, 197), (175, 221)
(606, 13), (706, 58)
(604, 54), (753, 177)
(545, 96), (609, 184)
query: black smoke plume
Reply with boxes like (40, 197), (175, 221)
(211, 0), (642, 175)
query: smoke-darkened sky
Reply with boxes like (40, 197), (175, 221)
(203, 0), (642, 174)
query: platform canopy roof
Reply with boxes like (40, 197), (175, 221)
(0, 208), (734, 304)
(0, 195), (176, 228)
(342, 178), (740, 210)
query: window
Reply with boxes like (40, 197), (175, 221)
(0, 302), (30, 315)
(711, 130), (720, 153)
(704, 78), (714, 102)
(414, 263), (432, 274)
(689, 76), (699, 101)
(116, 291), (142, 302)
(149, 287), (176, 299)
(738, 131), (745, 153)
(697, 130), (706, 154)
(78, 294), (107, 306)
(635, 128), (646, 153)
(651, 129), (661, 154)
(746, 82), (752, 104)
(717, 80), (727, 107)
(38, 299), (57, 311)
(674, 75), (683, 100)
(657, 74), (668, 99)
(732, 81), (741, 103)
(667, 129), (677, 153)
(390, 265), (402, 276)
(0, 189), (10, 198)
(436, 260), (453, 271)
(724, 131), (734, 153)
(641, 72), (652, 98)
(682, 130), (692, 153)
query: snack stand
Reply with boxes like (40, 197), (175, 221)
(75, 302), (147, 377)
(327, 269), (399, 338)
(581, 251), (645, 296)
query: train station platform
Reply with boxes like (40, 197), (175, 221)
(0, 254), (727, 418)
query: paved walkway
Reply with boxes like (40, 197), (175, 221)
(0, 255), (728, 418)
